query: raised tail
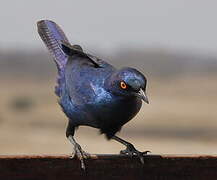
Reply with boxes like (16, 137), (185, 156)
(37, 20), (69, 96)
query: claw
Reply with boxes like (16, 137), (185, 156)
(120, 143), (150, 164)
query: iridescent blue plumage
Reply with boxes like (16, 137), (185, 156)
(37, 20), (149, 169)
(37, 20), (69, 96)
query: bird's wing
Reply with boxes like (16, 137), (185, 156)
(64, 54), (115, 105)
(61, 41), (111, 68)
(64, 63), (93, 105)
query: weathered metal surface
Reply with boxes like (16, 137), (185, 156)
(0, 154), (217, 180)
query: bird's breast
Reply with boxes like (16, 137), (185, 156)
(87, 87), (142, 131)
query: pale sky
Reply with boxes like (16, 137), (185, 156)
(0, 0), (217, 54)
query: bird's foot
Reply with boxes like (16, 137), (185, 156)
(120, 143), (150, 164)
(70, 143), (90, 170)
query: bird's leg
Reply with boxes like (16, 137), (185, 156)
(112, 135), (150, 164)
(66, 122), (90, 170)
(67, 135), (90, 170)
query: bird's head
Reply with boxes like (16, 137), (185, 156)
(106, 67), (149, 104)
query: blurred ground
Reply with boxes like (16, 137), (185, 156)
(1, 59), (217, 155)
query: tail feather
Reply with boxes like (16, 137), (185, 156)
(37, 20), (69, 96)
(37, 20), (69, 70)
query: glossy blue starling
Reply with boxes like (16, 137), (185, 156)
(37, 20), (149, 170)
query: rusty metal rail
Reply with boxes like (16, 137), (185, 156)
(0, 154), (217, 180)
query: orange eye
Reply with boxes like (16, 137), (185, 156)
(120, 81), (127, 89)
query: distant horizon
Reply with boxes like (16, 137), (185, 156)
(1, 45), (217, 81)
(0, 44), (217, 59)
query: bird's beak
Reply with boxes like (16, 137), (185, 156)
(137, 89), (149, 104)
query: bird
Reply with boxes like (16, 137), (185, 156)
(37, 20), (149, 170)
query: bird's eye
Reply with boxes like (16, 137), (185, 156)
(120, 81), (127, 89)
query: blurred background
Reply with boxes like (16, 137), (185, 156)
(0, 0), (217, 155)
